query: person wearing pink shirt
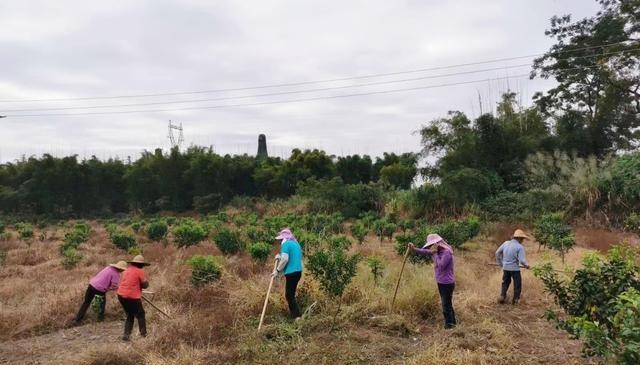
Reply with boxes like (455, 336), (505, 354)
(72, 261), (127, 325)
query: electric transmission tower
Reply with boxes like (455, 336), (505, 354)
(168, 120), (184, 149)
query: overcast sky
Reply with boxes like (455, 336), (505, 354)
(0, 0), (600, 162)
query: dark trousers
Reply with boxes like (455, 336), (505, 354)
(501, 270), (522, 302)
(285, 271), (302, 318)
(75, 285), (106, 322)
(118, 295), (147, 338)
(437, 283), (456, 328)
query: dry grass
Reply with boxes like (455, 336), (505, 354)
(0, 220), (606, 365)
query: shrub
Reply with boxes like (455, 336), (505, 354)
(165, 216), (177, 226)
(131, 221), (143, 233)
(434, 216), (481, 248)
(0, 232), (12, 242)
(307, 244), (361, 298)
(232, 214), (248, 227)
(534, 213), (575, 262)
(394, 234), (431, 265)
(297, 231), (321, 255)
(173, 221), (209, 247)
(188, 255), (222, 286)
(104, 223), (118, 236)
(146, 221), (168, 241)
(213, 228), (244, 255)
(533, 246), (640, 363)
(481, 190), (565, 222)
(91, 295), (105, 319)
(110, 230), (137, 250)
(15, 222), (34, 240)
(246, 225), (271, 243)
(398, 219), (415, 233)
(248, 242), (272, 264)
(373, 220), (385, 242)
(329, 234), (352, 250)
(0, 221), (4, 234)
(61, 226), (91, 253)
(367, 256), (385, 285)
(127, 245), (141, 256)
(350, 222), (367, 244)
(623, 213), (640, 234)
(61, 247), (82, 269)
(383, 222), (397, 241)
(297, 177), (384, 218)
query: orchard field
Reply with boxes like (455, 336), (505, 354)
(0, 206), (639, 364)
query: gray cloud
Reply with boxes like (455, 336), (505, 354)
(0, 0), (600, 162)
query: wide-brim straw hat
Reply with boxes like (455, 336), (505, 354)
(128, 255), (150, 266)
(513, 229), (532, 240)
(109, 260), (128, 271)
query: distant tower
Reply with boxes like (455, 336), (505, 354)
(168, 120), (184, 149)
(257, 134), (268, 159)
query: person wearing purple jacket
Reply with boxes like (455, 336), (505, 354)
(409, 234), (456, 329)
(72, 261), (127, 325)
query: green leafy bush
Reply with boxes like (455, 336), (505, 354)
(623, 213), (640, 234)
(146, 221), (168, 241)
(297, 177), (384, 218)
(0, 221), (4, 234)
(382, 222), (397, 241)
(398, 219), (415, 233)
(188, 255), (222, 286)
(433, 216), (480, 248)
(91, 295), (105, 319)
(534, 213), (575, 262)
(297, 231), (321, 255)
(367, 256), (385, 285)
(248, 242), (272, 264)
(329, 234), (352, 250)
(213, 228), (244, 255)
(533, 246), (640, 363)
(110, 230), (137, 250)
(481, 190), (565, 222)
(350, 222), (367, 244)
(15, 222), (34, 240)
(61, 247), (82, 269)
(307, 245), (361, 298)
(0, 232), (12, 242)
(173, 221), (209, 247)
(104, 223), (118, 236)
(246, 225), (271, 243)
(131, 221), (143, 233)
(61, 225), (91, 253)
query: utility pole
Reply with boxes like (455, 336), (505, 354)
(168, 120), (184, 150)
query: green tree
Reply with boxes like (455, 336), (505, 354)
(531, 0), (640, 156)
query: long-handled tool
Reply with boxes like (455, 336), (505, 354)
(485, 263), (570, 273)
(142, 295), (172, 319)
(258, 257), (280, 331)
(391, 244), (411, 309)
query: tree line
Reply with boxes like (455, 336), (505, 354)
(0, 148), (417, 216)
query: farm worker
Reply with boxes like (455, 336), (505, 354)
(409, 234), (456, 329)
(272, 228), (303, 318)
(495, 229), (531, 305)
(117, 255), (150, 341)
(72, 260), (127, 325)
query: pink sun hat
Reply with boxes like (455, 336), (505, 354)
(423, 233), (454, 253)
(275, 228), (296, 241)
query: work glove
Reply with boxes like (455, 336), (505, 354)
(271, 269), (280, 278)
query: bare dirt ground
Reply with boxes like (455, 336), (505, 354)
(0, 322), (124, 365)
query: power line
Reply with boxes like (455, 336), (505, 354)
(0, 40), (636, 103)
(3, 73), (533, 117)
(0, 64), (532, 113)
(3, 48), (637, 114)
